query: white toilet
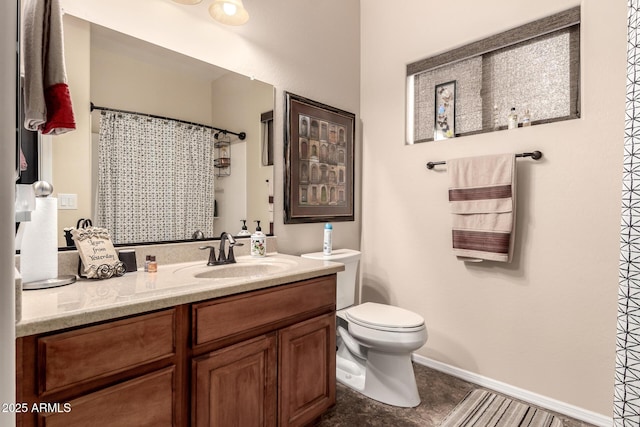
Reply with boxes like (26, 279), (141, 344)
(301, 249), (428, 407)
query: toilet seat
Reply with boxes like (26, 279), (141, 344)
(345, 302), (425, 332)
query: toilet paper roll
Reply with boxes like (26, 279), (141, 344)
(19, 197), (58, 283)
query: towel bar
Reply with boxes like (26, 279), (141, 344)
(426, 151), (543, 170)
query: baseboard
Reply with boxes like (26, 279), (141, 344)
(412, 354), (613, 427)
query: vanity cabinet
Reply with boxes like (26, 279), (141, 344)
(191, 275), (336, 427)
(16, 274), (337, 427)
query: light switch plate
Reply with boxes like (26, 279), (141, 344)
(58, 193), (78, 210)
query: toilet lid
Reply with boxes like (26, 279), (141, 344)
(345, 302), (424, 330)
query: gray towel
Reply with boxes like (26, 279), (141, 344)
(22, 0), (75, 135)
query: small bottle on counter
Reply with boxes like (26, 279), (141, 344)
(144, 255), (151, 272)
(148, 255), (157, 273)
(522, 109), (531, 127)
(323, 223), (333, 256)
(507, 107), (518, 130)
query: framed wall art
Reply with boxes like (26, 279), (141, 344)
(434, 80), (456, 140)
(284, 92), (355, 224)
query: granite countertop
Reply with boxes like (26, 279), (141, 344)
(16, 253), (344, 337)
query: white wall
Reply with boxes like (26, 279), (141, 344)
(361, 0), (625, 418)
(59, 0), (362, 255)
(1, 1), (17, 425)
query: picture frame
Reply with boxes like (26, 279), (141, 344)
(284, 92), (355, 224)
(434, 80), (456, 140)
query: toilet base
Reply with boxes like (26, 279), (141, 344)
(336, 335), (366, 391)
(335, 342), (421, 408)
(362, 349), (420, 407)
(337, 356), (366, 391)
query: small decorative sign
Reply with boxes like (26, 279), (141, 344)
(71, 227), (125, 279)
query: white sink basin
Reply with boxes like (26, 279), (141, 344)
(193, 262), (288, 279)
(173, 257), (298, 280)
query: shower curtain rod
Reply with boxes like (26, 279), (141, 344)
(426, 150), (543, 169)
(90, 102), (247, 140)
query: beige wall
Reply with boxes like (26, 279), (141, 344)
(53, 16), (91, 246)
(90, 37), (214, 127)
(361, 0), (625, 418)
(60, 0), (362, 255)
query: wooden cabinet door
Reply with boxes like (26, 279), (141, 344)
(278, 313), (336, 427)
(192, 333), (277, 427)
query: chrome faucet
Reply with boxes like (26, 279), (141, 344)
(199, 232), (244, 266)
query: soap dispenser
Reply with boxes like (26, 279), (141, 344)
(251, 220), (266, 257)
(238, 219), (251, 236)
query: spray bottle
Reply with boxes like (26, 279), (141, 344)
(323, 223), (332, 256)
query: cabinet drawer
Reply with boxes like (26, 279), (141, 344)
(38, 309), (176, 396)
(193, 275), (335, 348)
(38, 366), (175, 427)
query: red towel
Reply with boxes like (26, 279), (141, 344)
(42, 83), (76, 135)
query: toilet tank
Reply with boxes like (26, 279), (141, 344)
(301, 249), (361, 310)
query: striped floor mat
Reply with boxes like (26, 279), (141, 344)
(440, 389), (563, 427)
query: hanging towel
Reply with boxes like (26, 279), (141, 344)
(22, 0), (76, 135)
(448, 154), (516, 263)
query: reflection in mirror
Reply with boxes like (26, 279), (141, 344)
(43, 15), (274, 248)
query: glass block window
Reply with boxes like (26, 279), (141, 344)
(406, 7), (580, 144)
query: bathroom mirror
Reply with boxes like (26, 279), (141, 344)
(37, 16), (274, 248)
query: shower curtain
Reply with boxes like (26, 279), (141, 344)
(616, 1), (640, 424)
(96, 111), (216, 244)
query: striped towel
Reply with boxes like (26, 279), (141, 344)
(448, 154), (515, 263)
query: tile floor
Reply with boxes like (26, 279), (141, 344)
(317, 363), (598, 427)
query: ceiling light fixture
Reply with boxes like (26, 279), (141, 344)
(171, 0), (203, 4)
(208, 0), (249, 26)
